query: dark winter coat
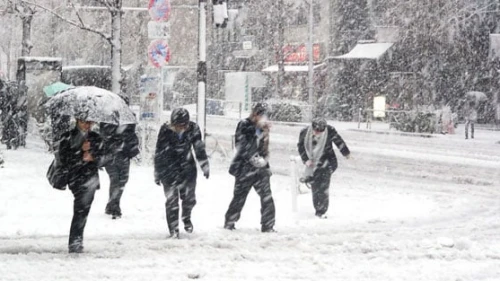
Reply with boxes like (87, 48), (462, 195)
(100, 123), (140, 163)
(154, 121), (209, 184)
(58, 127), (105, 190)
(229, 118), (270, 177)
(297, 125), (350, 174)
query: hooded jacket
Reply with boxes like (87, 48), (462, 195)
(154, 121), (209, 184)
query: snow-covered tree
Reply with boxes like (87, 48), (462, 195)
(21, 0), (125, 95)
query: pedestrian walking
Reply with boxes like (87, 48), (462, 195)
(154, 108), (209, 238)
(101, 123), (139, 219)
(297, 118), (350, 219)
(224, 103), (276, 232)
(58, 115), (104, 253)
(464, 100), (477, 139)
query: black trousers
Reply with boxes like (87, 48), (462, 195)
(225, 170), (275, 230)
(161, 177), (197, 233)
(105, 155), (130, 214)
(68, 175), (98, 250)
(310, 168), (332, 216)
(465, 120), (475, 138)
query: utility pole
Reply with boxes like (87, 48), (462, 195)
(198, 0), (207, 140)
(276, 0), (285, 98)
(307, 0), (314, 118)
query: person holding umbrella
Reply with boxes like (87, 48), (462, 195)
(46, 86), (136, 252)
(464, 91), (487, 139)
(154, 108), (210, 238)
(464, 100), (477, 139)
(297, 118), (351, 219)
(58, 112), (104, 253)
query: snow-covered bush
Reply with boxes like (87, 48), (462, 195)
(267, 102), (303, 122)
(391, 111), (436, 134)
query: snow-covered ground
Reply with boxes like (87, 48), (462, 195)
(1, 122), (500, 281)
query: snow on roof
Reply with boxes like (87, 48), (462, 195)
(62, 65), (111, 70)
(18, 57), (63, 62)
(262, 63), (326, 72)
(333, 43), (394, 60)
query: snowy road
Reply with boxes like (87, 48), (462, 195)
(1, 122), (499, 281)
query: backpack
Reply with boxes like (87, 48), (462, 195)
(46, 158), (69, 190)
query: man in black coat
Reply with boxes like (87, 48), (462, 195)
(58, 116), (104, 253)
(297, 118), (350, 219)
(101, 123), (140, 219)
(225, 103), (276, 232)
(154, 108), (209, 238)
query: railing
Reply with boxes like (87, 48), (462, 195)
(357, 108), (420, 129)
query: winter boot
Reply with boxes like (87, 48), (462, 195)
(316, 213), (328, 219)
(224, 222), (236, 231)
(169, 229), (180, 239)
(111, 211), (122, 220)
(261, 226), (276, 233)
(184, 220), (193, 233)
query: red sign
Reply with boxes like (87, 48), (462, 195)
(281, 44), (321, 63)
(148, 39), (171, 68)
(148, 0), (171, 21)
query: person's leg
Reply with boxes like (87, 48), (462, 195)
(471, 121), (475, 139)
(112, 157), (130, 217)
(180, 177), (197, 232)
(68, 176), (98, 252)
(465, 120), (470, 139)
(311, 169), (332, 217)
(224, 176), (253, 229)
(162, 180), (180, 237)
(253, 173), (276, 232)
(105, 161), (120, 215)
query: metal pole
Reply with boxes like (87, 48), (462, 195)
(198, 0), (207, 140)
(159, 67), (164, 125)
(307, 0), (314, 119)
(290, 156), (298, 212)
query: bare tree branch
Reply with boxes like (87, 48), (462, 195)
(96, 0), (114, 12)
(68, 1), (86, 27)
(19, 0), (112, 44)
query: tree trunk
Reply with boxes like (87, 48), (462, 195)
(110, 2), (122, 95)
(21, 13), (33, 56)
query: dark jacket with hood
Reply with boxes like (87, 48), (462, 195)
(229, 118), (270, 177)
(154, 121), (209, 184)
(100, 123), (140, 163)
(297, 125), (350, 174)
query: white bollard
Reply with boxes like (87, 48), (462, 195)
(290, 155), (299, 212)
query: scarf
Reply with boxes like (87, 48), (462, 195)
(303, 125), (327, 177)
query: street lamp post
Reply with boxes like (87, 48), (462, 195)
(198, 0), (207, 140)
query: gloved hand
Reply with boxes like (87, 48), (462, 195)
(250, 154), (268, 168)
(201, 164), (210, 179)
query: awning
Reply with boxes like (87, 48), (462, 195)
(262, 63), (326, 72)
(332, 43), (393, 60)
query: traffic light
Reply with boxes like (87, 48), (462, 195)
(213, 0), (228, 28)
